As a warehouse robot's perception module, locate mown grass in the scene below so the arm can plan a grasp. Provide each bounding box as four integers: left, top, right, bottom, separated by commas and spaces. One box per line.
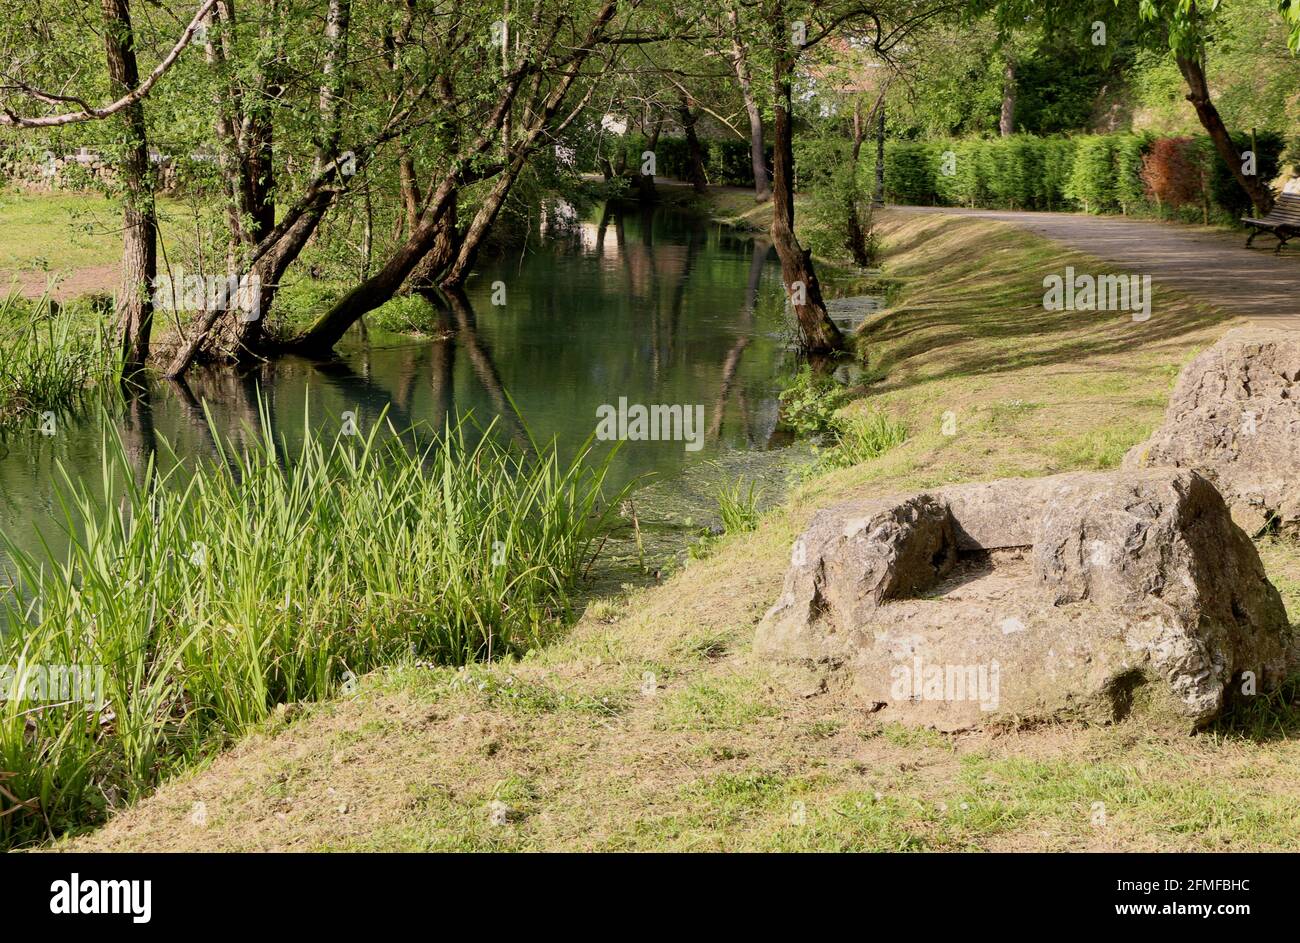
0, 191, 127, 275
0, 406, 622, 847
60, 208, 1300, 854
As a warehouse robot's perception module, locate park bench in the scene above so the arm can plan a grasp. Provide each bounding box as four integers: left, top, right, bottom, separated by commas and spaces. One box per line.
1243, 192, 1300, 252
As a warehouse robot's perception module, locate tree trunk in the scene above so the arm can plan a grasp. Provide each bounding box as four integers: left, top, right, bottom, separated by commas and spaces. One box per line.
999, 55, 1016, 137
287, 0, 619, 355
872, 103, 885, 206
288, 185, 456, 353
440, 153, 527, 291
637, 116, 663, 202
845, 99, 872, 267
214, 0, 350, 361
768, 7, 844, 357
1176, 52, 1273, 215
398, 150, 420, 236
728, 7, 769, 202
102, 0, 157, 376
677, 89, 708, 194
407, 190, 459, 287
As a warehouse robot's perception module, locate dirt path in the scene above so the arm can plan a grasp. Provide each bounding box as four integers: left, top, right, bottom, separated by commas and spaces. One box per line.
894, 205, 1300, 329
10, 264, 118, 302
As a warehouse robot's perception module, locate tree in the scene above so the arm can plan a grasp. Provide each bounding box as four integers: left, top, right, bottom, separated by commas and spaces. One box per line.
725, 4, 771, 201
0, 0, 216, 375
976, 0, 1300, 216
286, 0, 631, 354
734, 0, 949, 358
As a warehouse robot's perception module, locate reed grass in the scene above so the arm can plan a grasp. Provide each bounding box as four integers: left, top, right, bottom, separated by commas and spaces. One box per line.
717, 479, 762, 534
0, 292, 119, 428
0, 404, 620, 846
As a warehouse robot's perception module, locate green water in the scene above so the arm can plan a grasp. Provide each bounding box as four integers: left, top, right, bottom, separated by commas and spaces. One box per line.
0, 203, 805, 566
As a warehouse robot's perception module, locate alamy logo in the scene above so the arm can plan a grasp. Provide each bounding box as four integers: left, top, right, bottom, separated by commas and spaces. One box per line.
890, 657, 1000, 711
1042, 266, 1151, 322
50, 873, 152, 923
595, 397, 705, 452
152, 269, 262, 323
0, 663, 104, 706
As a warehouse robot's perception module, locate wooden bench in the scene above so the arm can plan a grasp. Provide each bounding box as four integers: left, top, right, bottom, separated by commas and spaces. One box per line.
1244, 192, 1300, 252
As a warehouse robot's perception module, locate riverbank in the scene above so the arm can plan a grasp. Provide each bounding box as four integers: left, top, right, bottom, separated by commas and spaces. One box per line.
66, 206, 1300, 852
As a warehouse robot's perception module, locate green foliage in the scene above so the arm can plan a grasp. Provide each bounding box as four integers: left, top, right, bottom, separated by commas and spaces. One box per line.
368, 293, 444, 335
819, 411, 908, 471
600, 133, 762, 188
777, 368, 850, 439
0, 406, 621, 846
273, 278, 346, 333
0, 293, 118, 427
779, 369, 906, 472
795, 130, 877, 263
1065, 135, 1118, 213
883, 140, 937, 205
1210, 131, 1286, 217
716, 479, 761, 534
1112, 133, 1150, 213
863, 129, 1284, 220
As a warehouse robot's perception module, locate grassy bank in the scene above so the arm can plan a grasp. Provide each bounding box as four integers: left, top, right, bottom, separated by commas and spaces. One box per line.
62, 208, 1300, 852
0, 410, 618, 848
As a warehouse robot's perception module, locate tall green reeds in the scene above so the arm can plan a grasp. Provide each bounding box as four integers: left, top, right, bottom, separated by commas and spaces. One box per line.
0, 405, 619, 846
0, 293, 119, 427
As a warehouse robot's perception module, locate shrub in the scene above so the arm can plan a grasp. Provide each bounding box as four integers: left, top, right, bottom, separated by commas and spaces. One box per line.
1040, 137, 1077, 210
817, 410, 908, 471
1140, 136, 1205, 214
1065, 135, 1118, 212
1208, 130, 1285, 218
0, 293, 117, 426
883, 140, 936, 205
778, 368, 850, 439
1112, 133, 1149, 214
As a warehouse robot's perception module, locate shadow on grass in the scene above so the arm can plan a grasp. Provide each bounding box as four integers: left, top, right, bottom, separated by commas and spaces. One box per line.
860, 216, 1232, 395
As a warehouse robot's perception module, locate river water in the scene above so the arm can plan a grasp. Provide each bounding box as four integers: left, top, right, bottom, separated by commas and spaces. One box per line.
0, 203, 805, 569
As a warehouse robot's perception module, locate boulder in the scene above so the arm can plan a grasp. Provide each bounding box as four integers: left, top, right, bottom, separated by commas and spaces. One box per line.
756, 469, 1295, 731
1124, 327, 1300, 534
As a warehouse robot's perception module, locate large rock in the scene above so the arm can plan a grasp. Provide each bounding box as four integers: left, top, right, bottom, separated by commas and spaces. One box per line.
1125, 327, 1300, 534
757, 469, 1295, 731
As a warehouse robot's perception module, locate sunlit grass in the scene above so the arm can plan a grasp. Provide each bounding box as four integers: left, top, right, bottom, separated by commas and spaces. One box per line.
0, 293, 119, 427
0, 403, 623, 847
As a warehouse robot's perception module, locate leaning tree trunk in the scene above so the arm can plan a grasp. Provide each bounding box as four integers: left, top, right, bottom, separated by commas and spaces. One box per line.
211, 0, 348, 364
440, 157, 523, 291
102, 0, 157, 376
768, 16, 843, 357
407, 190, 459, 288
288, 184, 456, 353
1177, 52, 1273, 215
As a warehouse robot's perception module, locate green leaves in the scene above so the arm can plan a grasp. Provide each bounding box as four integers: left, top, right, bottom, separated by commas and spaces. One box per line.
0, 402, 623, 846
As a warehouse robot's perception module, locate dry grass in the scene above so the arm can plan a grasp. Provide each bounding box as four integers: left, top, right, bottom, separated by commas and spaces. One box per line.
62, 209, 1300, 852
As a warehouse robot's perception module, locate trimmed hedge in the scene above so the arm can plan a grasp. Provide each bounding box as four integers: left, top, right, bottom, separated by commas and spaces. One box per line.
594, 127, 1286, 223
859, 130, 1285, 220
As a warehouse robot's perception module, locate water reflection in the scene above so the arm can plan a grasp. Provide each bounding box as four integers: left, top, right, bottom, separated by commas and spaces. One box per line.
0, 204, 797, 562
